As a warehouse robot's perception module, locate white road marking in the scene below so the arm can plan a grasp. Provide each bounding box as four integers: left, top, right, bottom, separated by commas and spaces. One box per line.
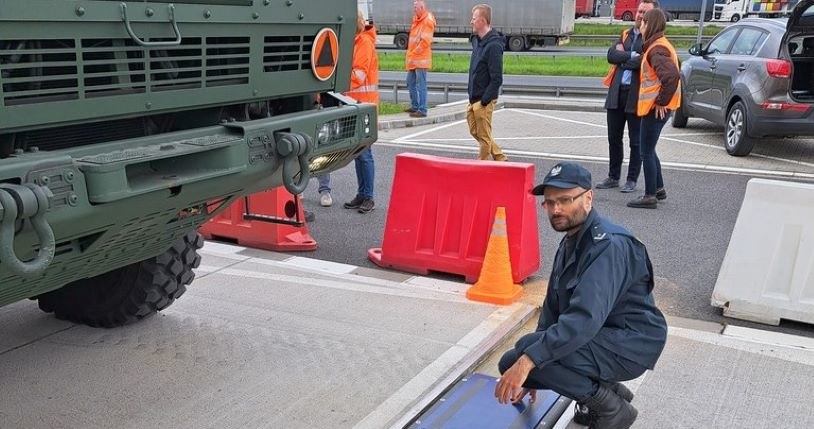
510, 108, 814, 169
408, 132, 720, 142
376, 139, 814, 180
393, 108, 508, 143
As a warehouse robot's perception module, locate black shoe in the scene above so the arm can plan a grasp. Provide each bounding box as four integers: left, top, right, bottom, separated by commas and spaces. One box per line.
404, 107, 417, 113
656, 187, 667, 201
573, 403, 593, 426
583, 385, 638, 429
573, 382, 634, 425
358, 198, 375, 213
343, 195, 365, 209
595, 177, 619, 189
303, 209, 315, 223
620, 180, 637, 193
627, 195, 658, 209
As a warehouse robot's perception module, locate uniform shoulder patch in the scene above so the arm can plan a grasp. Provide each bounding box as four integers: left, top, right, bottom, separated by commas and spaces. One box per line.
591, 225, 609, 242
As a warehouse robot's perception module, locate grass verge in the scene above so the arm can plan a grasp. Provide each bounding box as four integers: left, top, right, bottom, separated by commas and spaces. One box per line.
379, 52, 612, 77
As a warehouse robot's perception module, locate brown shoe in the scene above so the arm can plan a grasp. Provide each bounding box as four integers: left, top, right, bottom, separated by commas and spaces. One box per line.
404, 107, 417, 113
626, 195, 658, 209
493, 155, 508, 161
409, 111, 427, 118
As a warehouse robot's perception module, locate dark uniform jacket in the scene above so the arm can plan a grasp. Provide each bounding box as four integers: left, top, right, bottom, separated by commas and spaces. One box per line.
604, 28, 644, 113
468, 28, 505, 106
522, 209, 668, 370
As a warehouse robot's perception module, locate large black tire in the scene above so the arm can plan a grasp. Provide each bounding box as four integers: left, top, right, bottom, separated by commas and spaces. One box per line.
724, 101, 756, 156
672, 104, 689, 128
37, 231, 204, 327
622, 11, 634, 21
394, 33, 409, 50
508, 35, 526, 52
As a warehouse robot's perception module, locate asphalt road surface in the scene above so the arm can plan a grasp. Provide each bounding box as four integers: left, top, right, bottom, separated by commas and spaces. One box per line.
301, 108, 814, 338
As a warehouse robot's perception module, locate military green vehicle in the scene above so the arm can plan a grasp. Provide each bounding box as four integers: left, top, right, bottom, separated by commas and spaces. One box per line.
0, 0, 377, 327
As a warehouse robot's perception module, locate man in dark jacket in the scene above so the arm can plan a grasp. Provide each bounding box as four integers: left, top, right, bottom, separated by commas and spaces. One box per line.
467, 4, 507, 161
597, 0, 658, 193
495, 162, 668, 429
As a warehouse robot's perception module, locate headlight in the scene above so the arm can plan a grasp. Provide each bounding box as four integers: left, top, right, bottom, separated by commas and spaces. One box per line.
318, 122, 331, 144
317, 120, 341, 144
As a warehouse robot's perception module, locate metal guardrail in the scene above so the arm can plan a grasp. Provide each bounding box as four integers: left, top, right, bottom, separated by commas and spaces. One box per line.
570, 34, 712, 43
378, 78, 607, 104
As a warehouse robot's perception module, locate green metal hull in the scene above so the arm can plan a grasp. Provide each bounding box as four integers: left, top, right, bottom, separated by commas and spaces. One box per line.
0, 0, 377, 307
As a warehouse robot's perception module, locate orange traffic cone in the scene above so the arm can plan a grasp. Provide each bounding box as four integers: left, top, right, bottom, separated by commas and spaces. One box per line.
466, 207, 523, 305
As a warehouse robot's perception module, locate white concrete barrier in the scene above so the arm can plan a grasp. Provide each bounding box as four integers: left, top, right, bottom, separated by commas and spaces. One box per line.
712, 178, 814, 326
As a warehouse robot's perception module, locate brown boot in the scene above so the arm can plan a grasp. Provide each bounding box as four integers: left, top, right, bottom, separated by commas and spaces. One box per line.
626, 195, 657, 209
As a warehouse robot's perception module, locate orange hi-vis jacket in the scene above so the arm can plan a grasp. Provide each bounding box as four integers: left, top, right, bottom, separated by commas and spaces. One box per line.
637, 36, 681, 116
406, 11, 435, 70
603, 29, 631, 87
346, 24, 379, 106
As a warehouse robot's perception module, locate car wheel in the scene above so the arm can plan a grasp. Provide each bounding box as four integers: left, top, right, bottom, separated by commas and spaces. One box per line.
672, 104, 689, 128
730, 14, 741, 23
622, 11, 634, 21
394, 33, 409, 50
724, 101, 756, 156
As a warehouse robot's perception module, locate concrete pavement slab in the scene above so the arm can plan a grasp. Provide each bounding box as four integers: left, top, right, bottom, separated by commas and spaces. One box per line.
0, 243, 536, 429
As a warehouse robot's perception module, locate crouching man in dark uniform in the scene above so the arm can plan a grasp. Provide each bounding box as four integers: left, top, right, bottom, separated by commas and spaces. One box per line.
495, 162, 667, 429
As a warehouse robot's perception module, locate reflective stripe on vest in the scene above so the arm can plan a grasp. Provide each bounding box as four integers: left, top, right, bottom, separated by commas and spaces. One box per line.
637, 37, 681, 116
603, 29, 630, 87
347, 84, 379, 93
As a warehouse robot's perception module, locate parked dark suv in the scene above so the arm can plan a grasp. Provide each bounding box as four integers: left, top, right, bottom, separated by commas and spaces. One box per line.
673, 0, 814, 156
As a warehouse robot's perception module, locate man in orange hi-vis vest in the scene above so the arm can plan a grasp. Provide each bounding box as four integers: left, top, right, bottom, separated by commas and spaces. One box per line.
341, 10, 379, 214
405, 0, 435, 118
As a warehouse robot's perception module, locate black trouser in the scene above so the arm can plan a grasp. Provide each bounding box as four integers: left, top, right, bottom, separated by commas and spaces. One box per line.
606, 87, 642, 182
499, 332, 647, 403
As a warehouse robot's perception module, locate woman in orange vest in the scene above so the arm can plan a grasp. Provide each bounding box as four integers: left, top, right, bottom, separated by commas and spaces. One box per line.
627, 8, 681, 210
342, 10, 379, 214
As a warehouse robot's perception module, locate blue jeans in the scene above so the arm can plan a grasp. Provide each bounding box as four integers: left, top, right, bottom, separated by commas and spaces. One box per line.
406, 69, 428, 115
354, 147, 375, 199
316, 173, 330, 194
639, 111, 670, 196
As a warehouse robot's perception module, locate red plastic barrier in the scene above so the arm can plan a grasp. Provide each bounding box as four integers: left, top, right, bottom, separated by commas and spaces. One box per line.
368, 153, 539, 283
199, 187, 316, 252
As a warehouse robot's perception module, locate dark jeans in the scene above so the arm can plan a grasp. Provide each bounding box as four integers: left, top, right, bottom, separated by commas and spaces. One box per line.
499, 332, 647, 403
639, 110, 670, 196
354, 147, 375, 199
606, 87, 642, 182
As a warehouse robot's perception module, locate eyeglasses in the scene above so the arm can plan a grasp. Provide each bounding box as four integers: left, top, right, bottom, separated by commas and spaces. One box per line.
542, 189, 590, 210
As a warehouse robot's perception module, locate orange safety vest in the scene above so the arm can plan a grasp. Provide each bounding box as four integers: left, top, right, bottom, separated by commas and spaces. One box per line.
405, 11, 435, 70
345, 25, 379, 106
603, 29, 630, 87
637, 36, 681, 116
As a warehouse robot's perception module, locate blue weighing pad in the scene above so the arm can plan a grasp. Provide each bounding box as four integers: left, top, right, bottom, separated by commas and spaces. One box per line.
412, 373, 568, 429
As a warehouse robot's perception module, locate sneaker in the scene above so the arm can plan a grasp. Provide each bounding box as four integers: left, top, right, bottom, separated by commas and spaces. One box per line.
595, 177, 619, 189
656, 187, 667, 201
343, 195, 365, 209
358, 198, 375, 213
627, 195, 658, 209
404, 107, 417, 113
409, 111, 427, 118
620, 180, 637, 193
320, 192, 332, 207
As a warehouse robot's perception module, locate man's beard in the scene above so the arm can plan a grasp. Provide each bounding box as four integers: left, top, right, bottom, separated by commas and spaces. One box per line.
549, 210, 587, 233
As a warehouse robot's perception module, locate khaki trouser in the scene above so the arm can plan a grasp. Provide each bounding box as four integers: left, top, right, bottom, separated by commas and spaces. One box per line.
467, 100, 507, 161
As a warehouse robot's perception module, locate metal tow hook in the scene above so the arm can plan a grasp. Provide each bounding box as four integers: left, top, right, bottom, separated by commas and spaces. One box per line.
0, 183, 56, 277
275, 132, 314, 195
